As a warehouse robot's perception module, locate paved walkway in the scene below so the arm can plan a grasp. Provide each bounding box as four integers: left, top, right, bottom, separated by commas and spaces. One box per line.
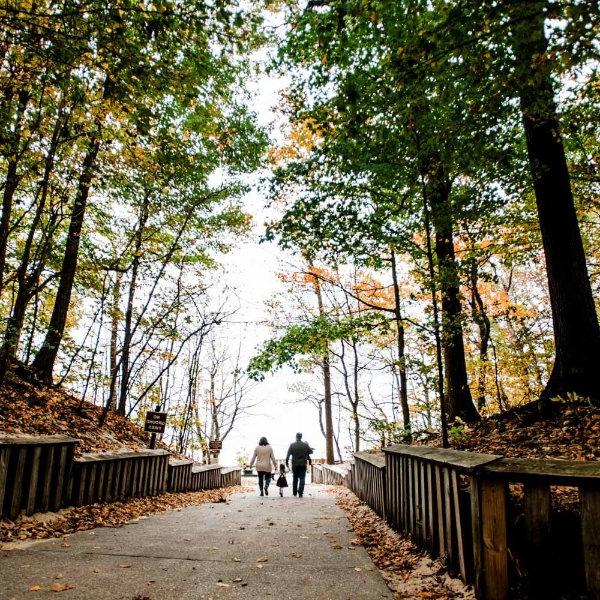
0, 485, 393, 599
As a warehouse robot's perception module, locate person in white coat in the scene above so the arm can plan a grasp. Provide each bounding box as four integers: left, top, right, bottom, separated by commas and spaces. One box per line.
249, 437, 277, 496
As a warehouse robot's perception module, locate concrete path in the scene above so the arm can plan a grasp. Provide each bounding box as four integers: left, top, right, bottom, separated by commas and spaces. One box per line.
0, 485, 393, 600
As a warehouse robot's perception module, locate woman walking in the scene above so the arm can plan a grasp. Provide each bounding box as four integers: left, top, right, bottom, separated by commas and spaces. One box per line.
249, 437, 277, 496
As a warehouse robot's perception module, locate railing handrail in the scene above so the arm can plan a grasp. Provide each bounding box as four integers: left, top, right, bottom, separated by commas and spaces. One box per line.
0, 434, 79, 446
192, 463, 222, 473
384, 444, 502, 472
354, 451, 385, 468
383, 444, 600, 483
75, 449, 169, 462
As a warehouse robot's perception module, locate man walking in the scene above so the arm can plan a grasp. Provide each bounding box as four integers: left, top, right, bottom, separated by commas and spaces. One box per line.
285, 432, 313, 498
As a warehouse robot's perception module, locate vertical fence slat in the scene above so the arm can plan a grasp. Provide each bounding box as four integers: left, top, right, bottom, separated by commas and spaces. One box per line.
481, 478, 508, 600
581, 485, 600, 599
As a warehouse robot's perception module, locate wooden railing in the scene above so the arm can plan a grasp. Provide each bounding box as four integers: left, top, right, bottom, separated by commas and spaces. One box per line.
341, 445, 600, 600
190, 464, 222, 490
0, 435, 78, 518
348, 452, 386, 519
221, 467, 242, 488
70, 449, 169, 506
311, 463, 350, 486
167, 459, 193, 492
1, 434, 242, 520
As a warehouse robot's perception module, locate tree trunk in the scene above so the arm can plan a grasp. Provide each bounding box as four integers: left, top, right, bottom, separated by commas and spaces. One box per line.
0, 90, 30, 295
391, 250, 411, 433
469, 260, 491, 410
511, 1, 600, 405
310, 264, 335, 464
0, 106, 64, 382
424, 155, 480, 423
108, 271, 122, 410
118, 197, 149, 415
30, 137, 100, 382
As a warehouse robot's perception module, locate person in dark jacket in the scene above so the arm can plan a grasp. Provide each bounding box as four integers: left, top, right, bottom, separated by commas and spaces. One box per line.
285, 432, 313, 497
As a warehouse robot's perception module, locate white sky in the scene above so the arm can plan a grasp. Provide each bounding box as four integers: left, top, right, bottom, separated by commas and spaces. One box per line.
208, 60, 329, 465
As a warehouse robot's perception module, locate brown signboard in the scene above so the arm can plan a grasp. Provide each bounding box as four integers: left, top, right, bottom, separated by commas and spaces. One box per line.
208, 439, 222, 450
144, 411, 167, 434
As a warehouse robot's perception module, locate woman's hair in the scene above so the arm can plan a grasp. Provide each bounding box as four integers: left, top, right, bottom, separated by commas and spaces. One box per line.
259, 436, 268, 446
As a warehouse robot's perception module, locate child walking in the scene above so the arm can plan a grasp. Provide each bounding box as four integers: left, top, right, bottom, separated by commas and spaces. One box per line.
276, 463, 288, 497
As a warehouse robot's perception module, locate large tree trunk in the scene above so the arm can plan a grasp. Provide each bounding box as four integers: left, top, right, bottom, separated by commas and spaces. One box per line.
423, 156, 480, 423
511, 1, 600, 405
391, 250, 411, 433
31, 137, 100, 381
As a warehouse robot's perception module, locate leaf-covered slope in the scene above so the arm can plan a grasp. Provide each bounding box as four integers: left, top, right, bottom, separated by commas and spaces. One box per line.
0, 373, 161, 456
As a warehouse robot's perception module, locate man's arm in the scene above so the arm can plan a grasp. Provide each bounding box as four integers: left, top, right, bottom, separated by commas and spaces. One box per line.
285, 444, 292, 468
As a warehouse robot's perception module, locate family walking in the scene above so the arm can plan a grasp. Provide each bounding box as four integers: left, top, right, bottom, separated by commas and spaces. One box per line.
249, 433, 313, 498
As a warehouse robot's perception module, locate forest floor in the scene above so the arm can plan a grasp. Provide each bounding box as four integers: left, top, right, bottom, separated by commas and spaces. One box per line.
418, 399, 600, 462
0, 368, 165, 456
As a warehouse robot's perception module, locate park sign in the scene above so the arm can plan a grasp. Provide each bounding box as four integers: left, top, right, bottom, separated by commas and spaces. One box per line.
209, 439, 222, 450
144, 411, 167, 434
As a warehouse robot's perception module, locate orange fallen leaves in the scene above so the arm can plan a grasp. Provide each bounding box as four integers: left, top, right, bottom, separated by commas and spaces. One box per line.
1, 487, 241, 545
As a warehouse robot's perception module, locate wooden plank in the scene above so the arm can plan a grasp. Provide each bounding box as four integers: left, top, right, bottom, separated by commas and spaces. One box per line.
426, 462, 435, 552
481, 479, 508, 600
0, 434, 78, 446
97, 462, 106, 503
10, 446, 28, 518
443, 467, 455, 570
53, 445, 69, 510
419, 460, 427, 545
581, 485, 600, 599
484, 457, 600, 485
470, 476, 483, 598
354, 452, 386, 468
385, 445, 502, 472
25, 446, 42, 515
105, 460, 115, 502
407, 457, 414, 536
451, 469, 467, 581
0, 446, 10, 516
435, 465, 446, 558
41, 446, 56, 511
524, 482, 551, 595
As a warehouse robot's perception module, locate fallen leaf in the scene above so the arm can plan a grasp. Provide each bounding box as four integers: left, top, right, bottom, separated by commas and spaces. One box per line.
256, 556, 268, 562
51, 582, 74, 592
29, 585, 42, 592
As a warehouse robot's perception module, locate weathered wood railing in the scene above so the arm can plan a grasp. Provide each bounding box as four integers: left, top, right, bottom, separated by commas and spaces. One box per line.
70, 449, 169, 506
1, 434, 241, 521
190, 464, 221, 490
311, 463, 350, 486
348, 452, 386, 519
342, 445, 600, 600
0, 435, 78, 518
221, 467, 242, 488
167, 459, 193, 492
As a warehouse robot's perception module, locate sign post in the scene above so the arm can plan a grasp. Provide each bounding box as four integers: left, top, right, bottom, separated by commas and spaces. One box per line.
144, 406, 167, 449
208, 439, 222, 464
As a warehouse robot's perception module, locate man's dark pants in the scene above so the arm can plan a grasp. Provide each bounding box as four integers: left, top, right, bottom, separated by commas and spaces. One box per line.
292, 465, 307, 496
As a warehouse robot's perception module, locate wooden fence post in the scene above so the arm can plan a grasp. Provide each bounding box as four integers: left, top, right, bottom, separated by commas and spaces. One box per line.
481, 478, 508, 600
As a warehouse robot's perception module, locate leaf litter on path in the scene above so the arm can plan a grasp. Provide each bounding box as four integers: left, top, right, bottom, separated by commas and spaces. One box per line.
333, 488, 474, 600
